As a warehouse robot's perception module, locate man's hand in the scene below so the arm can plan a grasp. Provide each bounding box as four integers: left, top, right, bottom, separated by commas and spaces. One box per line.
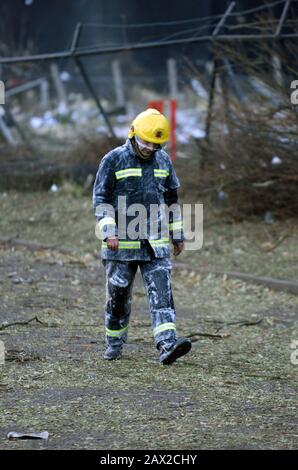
107, 236, 119, 251
173, 241, 184, 256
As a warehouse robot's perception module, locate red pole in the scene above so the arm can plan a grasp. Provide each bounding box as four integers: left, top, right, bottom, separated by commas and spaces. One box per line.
169, 99, 176, 161
148, 100, 176, 161
147, 100, 164, 113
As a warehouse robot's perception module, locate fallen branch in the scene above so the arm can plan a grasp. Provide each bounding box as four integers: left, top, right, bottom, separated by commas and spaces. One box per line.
214, 318, 263, 332
220, 319, 262, 327
0, 316, 49, 331
259, 232, 290, 252
187, 332, 228, 340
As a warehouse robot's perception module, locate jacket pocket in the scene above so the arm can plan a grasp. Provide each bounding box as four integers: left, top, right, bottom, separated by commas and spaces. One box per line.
116, 176, 141, 194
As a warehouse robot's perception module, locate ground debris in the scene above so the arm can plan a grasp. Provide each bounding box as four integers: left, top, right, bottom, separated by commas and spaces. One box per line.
0, 316, 49, 331
7, 431, 49, 440
187, 332, 229, 341
214, 318, 263, 332
5, 349, 42, 363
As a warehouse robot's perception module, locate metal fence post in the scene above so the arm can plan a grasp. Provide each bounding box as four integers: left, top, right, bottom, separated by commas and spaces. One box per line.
71, 23, 116, 138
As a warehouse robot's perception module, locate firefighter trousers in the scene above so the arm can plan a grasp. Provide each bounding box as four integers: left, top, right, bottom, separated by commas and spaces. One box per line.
102, 257, 178, 350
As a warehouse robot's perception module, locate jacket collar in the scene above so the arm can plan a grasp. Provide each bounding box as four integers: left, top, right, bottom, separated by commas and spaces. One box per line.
125, 138, 136, 156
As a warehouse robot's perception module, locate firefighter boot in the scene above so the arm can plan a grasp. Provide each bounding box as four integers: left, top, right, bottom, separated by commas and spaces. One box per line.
159, 337, 192, 365
103, 345, 122, 361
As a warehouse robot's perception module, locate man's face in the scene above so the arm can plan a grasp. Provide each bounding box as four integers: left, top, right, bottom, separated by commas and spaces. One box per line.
135, 135, 159, 159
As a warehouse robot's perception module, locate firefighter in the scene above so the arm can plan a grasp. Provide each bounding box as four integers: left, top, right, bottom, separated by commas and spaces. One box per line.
92, 108, 191, 364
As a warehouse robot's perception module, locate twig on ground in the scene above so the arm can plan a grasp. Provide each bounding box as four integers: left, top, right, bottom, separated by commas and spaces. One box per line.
0, 316, 49, 331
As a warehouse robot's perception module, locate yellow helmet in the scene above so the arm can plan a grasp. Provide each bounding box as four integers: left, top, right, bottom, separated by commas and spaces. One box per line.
128, 108, 170, 145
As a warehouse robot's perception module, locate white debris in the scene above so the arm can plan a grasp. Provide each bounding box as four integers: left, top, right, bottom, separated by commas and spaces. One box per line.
12, 276, 33, 284
192, 128, 206, 139
113, 126, 129, 139
116, 115, 129, 123
271, 155, 282, 165
253, 180, 274, 188
264, 211, 274, 224
218, 190, 228, 201
7, 431, 49, 440
43, 111, 52, 120
57, 102, 68, 116
96, 125, 107, 134
60, 71, 71, 82
43, 111, 57, 127
49, 184, 59, 193
29, 117, 43, 129
30, 111, 58, 130
190, 79, 208, 99
178, 133, 190, 145
176, 109, 206, 143
277, 136, 290, 144
71, 110, 82, 123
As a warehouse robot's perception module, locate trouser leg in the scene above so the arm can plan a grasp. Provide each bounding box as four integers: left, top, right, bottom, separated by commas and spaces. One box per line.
102, 260, 138, 348
140, 257, 178, 350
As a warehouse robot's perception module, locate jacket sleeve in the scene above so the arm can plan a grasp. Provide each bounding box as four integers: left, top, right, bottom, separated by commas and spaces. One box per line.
92, 153, 118, 240
164, 158, 185, 243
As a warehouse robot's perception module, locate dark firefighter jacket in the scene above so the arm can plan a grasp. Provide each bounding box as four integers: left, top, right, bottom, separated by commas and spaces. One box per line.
92, 138, 184, 261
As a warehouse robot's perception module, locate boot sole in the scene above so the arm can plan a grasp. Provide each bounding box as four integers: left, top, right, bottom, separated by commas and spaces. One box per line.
103, 351, 122, 361
103, 355, 122, 361
161, 338, 192, 365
